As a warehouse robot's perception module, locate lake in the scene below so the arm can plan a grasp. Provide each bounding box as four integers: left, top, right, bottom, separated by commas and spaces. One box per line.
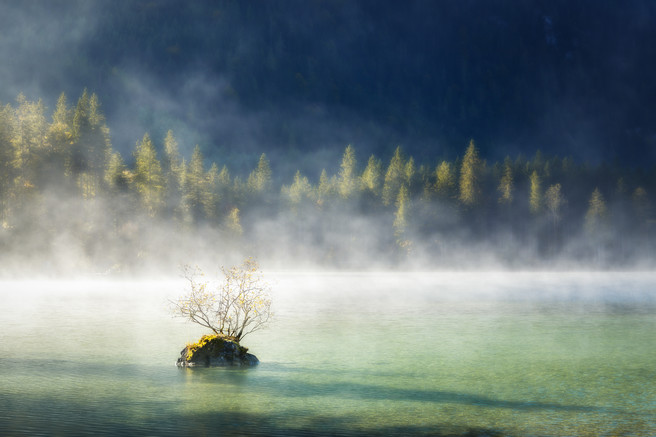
1, 272, 655, 436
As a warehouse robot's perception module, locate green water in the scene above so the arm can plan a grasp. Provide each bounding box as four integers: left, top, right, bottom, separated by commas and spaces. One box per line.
1, 272, 655, 436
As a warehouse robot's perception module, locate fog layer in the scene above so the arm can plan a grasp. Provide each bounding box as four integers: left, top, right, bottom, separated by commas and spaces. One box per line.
0, 93, 654, 277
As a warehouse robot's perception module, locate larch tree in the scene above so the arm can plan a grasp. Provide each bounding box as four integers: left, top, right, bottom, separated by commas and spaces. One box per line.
247, 153, 272, 196
458, 140, 481, 206
283, 170, 312, 206
338, 145, 358, 199
104, 151, 130, 194
435, 161, 455, 199
70, 89, 90, 175
382, 146, 405, 206
232, 176, 246, 207
404, 156, 417, 194
216, 165, 232, 205
585, 188, 607, 236
497, 157, 514, 205
316, 168, 335, 206
226, 206, 243, 236
529, 170, 542, 214
419, 164, 433, 198
203, 163, 220, 219
73, 91, 111, 174
0, 103, 14, 223
360, 155, 382, 197
163, 130, 181, 171
70, 91, 111, 198
133, 133, 164, 216
545, 183, 564, 229
393, 184, 409, 237
47, 93, 74, 177
163, 130, 183, 211
11, 94, 48, 199
183, 145, 206, 221
393, 184, 412, 252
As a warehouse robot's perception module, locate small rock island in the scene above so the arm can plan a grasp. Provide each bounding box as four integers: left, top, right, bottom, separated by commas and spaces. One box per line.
171, 258, 272, 368
176, 334, 259, 367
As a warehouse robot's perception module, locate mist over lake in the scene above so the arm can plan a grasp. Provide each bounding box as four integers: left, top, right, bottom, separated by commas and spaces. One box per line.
2, 273, 655, 436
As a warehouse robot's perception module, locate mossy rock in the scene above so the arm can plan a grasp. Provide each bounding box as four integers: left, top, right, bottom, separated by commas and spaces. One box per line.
176, 334, 259, 367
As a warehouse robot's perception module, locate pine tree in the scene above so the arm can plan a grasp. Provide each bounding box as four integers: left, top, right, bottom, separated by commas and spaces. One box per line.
133, 133, 164, 216
529, 170, 542, 214
458, 140, 481, 206
382, 146, 405, 206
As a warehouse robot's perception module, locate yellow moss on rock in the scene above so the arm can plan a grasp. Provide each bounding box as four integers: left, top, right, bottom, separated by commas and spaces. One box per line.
185, 334, 225, 361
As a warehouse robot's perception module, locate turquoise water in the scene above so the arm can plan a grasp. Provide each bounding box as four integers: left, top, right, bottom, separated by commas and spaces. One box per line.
1, 272, 655, 436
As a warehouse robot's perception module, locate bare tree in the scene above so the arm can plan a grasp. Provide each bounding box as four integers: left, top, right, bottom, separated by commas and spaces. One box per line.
171, 258, 272, 342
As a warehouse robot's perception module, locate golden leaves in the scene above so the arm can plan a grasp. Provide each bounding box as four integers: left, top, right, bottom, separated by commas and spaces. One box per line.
172, 257, 272, 341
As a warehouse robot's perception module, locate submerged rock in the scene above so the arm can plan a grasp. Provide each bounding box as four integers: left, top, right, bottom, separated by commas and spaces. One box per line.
176, 334, 259, 367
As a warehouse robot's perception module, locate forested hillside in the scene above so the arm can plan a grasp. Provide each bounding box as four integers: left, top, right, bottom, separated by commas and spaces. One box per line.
1, 92, 654, 275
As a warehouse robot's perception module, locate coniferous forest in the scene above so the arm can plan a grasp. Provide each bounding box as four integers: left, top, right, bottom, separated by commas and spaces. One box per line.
1, 90, 654, 275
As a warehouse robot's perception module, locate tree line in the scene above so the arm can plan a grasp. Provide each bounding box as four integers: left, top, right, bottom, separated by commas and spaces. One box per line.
0, 91, 654, 272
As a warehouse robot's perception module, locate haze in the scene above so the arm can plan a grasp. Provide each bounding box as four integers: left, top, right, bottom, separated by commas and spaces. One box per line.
1, 0, 655, 277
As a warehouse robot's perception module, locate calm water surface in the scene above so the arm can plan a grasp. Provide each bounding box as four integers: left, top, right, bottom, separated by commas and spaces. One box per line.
1, 272, 655, 436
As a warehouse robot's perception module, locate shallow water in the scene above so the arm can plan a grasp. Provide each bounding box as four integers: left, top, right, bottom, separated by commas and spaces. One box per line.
1, 272, 655, 436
